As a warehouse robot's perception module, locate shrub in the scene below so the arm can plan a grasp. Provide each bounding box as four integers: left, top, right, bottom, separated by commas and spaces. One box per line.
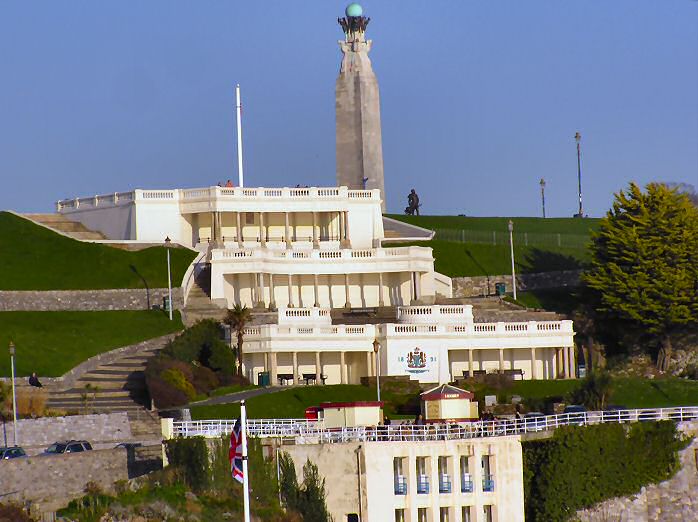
523, 422, 689, 521
190, 364, 219, 395
164, 436, 210, 493
161, 368, 196, 401
164, 319, 230, 370
16, 387, 46, 417
0, 503, 35, 521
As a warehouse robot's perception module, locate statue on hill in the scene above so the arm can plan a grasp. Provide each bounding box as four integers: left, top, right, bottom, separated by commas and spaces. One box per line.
405, 189, 421, 216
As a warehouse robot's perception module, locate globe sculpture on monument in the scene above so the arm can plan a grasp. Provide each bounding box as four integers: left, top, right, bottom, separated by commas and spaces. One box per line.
336, 3, 387, 211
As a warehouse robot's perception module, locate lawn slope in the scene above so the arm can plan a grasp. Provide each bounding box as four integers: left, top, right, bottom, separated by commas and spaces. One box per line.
0, 310, 183, 376
0, 212, 197, 290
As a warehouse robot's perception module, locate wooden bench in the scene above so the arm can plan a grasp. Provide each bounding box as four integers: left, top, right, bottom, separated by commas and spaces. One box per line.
277, 373, 294, 385
302, 373, 327, 385
503, 369, 525, 380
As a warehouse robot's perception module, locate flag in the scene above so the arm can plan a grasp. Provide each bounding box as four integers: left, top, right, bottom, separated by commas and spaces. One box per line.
229, 419, 244, 484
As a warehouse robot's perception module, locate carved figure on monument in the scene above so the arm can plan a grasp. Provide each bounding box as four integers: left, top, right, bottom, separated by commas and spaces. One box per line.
406, 189, 421, 216
336, 3, 386, 211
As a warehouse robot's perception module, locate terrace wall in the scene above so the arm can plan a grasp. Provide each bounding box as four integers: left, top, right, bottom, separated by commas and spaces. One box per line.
0, 287, 182, 311
452, 269, 581, 297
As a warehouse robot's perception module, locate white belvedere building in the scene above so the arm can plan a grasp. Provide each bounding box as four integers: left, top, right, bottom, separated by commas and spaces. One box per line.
242, 305, 576, 386
56, 186, 447, 309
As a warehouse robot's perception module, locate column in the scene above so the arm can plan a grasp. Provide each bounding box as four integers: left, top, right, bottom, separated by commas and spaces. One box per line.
269, 352, 278, 386
313, 274, 320, 307
553, 348, 559, 379
211, 212, 216, 242
378, 272, 385, 307
344, 274, 351, 308
259, 212, 266, 247
409, 272, 416, 304
499, 348, 504, 372
568, 347, 576, 378
312, 212, 319, 248
292, 352, 299, 384
531, 347, 537, 380
343, 211, 351, 247
340, 351, 346, 384
269, 274, 276, 310
257, 273, 265, 308
236, 212, 243, 247
340, 211, 350, 248
315, 352, 322, 384
287, 274, 294, 307
414, 272, 421, 301
284, 212, 291, 249
366, 352, 373, 377
468, 349, 474, 378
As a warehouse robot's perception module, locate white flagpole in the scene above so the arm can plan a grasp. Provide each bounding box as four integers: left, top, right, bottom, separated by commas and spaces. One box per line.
235, 84, 245, 188
241, 399, 251, 522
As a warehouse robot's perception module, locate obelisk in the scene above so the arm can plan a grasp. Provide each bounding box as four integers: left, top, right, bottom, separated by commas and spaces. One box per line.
336, 3, 386, 211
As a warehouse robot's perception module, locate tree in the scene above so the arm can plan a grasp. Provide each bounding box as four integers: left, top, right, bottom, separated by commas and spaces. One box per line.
224, 304, 252, 377
567, 370, 613, 410
582, 182, 698, 370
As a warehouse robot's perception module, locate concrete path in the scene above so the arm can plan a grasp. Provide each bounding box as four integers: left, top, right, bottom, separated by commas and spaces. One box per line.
189, 385, 287, 407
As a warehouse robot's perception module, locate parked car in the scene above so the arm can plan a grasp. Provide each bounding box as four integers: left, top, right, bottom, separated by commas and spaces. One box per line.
522, 412, 547, 432
0, 446, 27, 459
43, 440, 93, 455
563, 405, 587, 425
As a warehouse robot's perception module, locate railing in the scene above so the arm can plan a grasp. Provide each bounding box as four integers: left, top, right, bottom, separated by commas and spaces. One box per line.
397, 305, 473, 324
434, 227, 590, 249
394, 476, 408, 495
171, 406, 698, 442
241, 323, 376, 340
416, 475, 430, 494
461, 477, 474, 493
482, 476, 495, 492
216, 246, 433, 262
382, 320, 574, 337
439, 475, 452, 493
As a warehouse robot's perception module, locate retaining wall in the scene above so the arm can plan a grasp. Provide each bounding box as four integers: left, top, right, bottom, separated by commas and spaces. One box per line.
452, 269, 582, 297
0, 287, 183, 311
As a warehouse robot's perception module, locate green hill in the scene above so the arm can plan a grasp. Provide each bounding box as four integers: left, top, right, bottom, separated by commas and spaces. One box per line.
0, 212, 197, 290
387, 215, 600, 234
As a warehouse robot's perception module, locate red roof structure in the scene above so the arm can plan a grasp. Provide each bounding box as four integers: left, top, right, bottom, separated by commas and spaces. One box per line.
420, 384, 474, 402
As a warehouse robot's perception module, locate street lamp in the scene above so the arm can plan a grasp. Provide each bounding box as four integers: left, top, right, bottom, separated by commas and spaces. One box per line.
165, 236, 173, 321
508, 220, 517, 300
539, 178, 546, 218
372, 339, 381, 403
574, 132, 583, 218
8, 342, 18, 446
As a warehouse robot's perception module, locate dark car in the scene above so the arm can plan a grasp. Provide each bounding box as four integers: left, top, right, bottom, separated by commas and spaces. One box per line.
43, 440, 93, 455
563, 405, 587, 425
522, 412, 547, 432
0, 446, 27, 459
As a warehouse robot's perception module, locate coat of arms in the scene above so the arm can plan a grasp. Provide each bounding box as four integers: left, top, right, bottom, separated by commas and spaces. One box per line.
406, 347, 428, 374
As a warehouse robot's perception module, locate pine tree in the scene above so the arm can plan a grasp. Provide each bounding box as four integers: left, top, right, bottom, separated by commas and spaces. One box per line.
582, 182, 698, 369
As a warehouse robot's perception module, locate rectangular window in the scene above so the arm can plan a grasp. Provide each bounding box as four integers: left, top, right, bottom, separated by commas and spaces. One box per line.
418, 507, 428, 522
460, 456, 472, 493
416, 457, 430, 494
394, 508, 405, 522
438, 456, 451, 493
483, 505, 494, 522
394, 457, 407, 495
482, 455, 494, 492
462, 506, 472, 522
439, 507, 451, 522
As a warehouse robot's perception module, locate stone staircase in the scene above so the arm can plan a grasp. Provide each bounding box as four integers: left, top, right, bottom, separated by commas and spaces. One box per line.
47, 344, 164, 413
437, 295, 563, 322
182, 264, 228, 326
23, 213, 106, 241
331, 306, 398, 325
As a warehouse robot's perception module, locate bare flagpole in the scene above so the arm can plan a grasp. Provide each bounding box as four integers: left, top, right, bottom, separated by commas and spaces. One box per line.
236, 84, 245, 188
241, 399, 251, 522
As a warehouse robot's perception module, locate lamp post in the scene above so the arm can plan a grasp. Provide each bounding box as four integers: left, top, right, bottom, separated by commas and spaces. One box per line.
508, 220, 517, 300
575, 132, 583, 218
372, 339, 381, 403
539, 178, 546, 218
8, 342, 18, 446
165, 236, 173, 321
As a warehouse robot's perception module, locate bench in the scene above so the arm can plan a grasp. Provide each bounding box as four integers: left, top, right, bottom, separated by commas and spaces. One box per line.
277, 373, 294, 385
302, 373, 327, 385
503, 369, 525, 380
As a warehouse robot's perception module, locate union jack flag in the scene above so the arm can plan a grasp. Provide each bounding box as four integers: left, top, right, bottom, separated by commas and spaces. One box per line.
229, 419, 244, 484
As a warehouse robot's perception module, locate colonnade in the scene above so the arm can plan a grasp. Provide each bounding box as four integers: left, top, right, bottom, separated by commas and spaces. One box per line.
456, 346, 577, 380
256, 350, 376, 386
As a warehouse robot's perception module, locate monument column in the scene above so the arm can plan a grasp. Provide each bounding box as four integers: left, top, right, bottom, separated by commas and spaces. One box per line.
336, 4, 386, 211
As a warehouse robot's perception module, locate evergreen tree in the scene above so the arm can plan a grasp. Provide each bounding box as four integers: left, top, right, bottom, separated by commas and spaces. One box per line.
582, 182, 698, 369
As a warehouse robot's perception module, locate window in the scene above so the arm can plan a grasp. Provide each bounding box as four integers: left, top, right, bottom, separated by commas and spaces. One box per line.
394, 509, 405, 522
483, 505, 494, 522
462, 506, 472, 522
67, 443, 84, 453
347, 515, 359, 522
438, 456, 451, 493
460, 456, 473, 493
482, 455, 494, 492
439, 507, 451, 522
416, 457, 430, 494
417, 507, 428, 522
394, 457, 407, 495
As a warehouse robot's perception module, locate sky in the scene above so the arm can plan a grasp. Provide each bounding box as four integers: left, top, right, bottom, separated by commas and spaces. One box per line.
1, 1, 696, 217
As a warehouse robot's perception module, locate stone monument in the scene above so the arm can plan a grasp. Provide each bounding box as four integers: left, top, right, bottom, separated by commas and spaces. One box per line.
336, 3, 386, 211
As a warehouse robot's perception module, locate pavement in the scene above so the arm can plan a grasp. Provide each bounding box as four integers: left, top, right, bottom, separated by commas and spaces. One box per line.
188, 385, 287, 407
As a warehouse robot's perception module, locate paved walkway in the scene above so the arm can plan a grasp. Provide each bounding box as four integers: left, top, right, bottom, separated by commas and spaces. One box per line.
189, 385, 287, 407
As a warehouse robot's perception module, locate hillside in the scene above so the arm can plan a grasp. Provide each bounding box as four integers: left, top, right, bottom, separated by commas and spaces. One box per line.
387, 215, 600, 235
0, 212, 197, 290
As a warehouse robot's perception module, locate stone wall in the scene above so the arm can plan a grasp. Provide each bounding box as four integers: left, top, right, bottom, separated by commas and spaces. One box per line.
0, 412, 132, 451
0, 287, 183, 311
575, 421, 698, 522
452, 269, 582, 297
0, 448, 128, 513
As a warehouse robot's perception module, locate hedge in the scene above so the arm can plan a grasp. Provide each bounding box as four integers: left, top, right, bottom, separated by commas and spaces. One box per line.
523, 421, 690, 521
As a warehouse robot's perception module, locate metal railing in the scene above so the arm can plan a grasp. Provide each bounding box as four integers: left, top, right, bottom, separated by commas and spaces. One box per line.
461, 478, 474, 493
416, 475, 430, 494
434, 228, 591, 249
439, 475, 452, 493
394, 476, 408, 495
483, 475, 495, 492
172, 406, 698, 443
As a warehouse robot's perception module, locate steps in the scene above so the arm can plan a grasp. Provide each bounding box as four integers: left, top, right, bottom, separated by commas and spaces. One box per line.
331, 306, 397, 325
437, 296, 563, 322
23, 213, 107, 241
47, 346, 162, 413
182, 264, 228, 325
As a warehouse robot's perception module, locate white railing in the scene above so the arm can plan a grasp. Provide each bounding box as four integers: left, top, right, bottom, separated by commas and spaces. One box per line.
171, 407, 698, 442
397, 305, 473, 324
242, 323, 375, 339
278, 307, 332, 325
214, 246, 434, 263
380, 320, 574, 337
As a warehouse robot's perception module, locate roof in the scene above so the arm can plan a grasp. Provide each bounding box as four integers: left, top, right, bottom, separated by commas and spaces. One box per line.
421, 384, 474, 401
319, 401, 384, 409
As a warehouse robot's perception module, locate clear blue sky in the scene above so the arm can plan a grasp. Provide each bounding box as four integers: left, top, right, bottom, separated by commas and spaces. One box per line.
1, 1, 696, 217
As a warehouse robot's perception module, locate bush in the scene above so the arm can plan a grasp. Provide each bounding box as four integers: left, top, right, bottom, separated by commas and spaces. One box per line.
161, 368, 196, 401
523, 422, 689, 521
164, 320, 232, 374
190, 364, 220, 394
164, 436, 210, 493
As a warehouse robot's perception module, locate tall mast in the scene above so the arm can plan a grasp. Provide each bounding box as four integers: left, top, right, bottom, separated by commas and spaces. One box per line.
236, 84, 245, 188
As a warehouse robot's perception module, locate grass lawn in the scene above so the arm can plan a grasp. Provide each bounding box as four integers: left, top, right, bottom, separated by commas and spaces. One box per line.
392, 240, 588, 277
387, 215, 600, 235
191, 378, 698, 420
208, 384, 258, 397
0, 310, 183, 377
505, 288, 582, 315
0, 212, 197, 290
